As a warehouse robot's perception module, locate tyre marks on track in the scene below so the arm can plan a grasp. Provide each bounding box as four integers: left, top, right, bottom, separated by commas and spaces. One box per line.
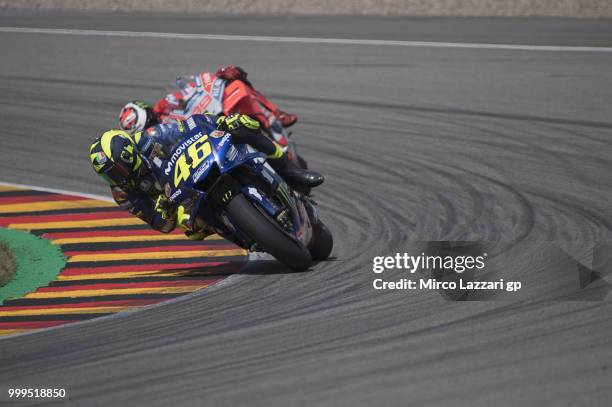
0, 184, 246, 336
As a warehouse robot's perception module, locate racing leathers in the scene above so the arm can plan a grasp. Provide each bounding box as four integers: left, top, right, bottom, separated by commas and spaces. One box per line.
111, 113, 322, 239
152, 66, 298, 130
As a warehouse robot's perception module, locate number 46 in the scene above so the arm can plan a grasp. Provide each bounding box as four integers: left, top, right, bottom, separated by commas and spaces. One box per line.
174, 136, 212, 186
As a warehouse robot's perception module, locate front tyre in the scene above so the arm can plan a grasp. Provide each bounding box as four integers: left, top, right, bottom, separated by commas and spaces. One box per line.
226, 194, 312, 272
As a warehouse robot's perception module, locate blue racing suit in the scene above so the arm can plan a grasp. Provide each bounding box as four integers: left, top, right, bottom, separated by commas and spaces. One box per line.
110, 113, 282, 234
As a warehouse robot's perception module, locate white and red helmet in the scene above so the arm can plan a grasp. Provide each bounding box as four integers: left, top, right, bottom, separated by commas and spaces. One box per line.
119, 101, 153, 132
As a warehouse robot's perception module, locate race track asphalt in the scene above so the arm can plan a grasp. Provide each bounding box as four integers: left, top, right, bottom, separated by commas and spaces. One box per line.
0, 13, 611, 406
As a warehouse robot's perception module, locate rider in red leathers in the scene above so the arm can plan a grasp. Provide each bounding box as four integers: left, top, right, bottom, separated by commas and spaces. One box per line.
119, 65, 298, 133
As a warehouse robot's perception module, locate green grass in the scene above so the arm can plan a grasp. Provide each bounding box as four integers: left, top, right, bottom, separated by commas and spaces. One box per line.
0, 228, 66, 305
0, 241, 16, 288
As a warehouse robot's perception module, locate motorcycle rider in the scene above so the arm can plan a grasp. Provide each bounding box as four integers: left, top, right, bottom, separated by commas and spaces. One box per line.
89, 113, 322, 240
119, 65, 298, 133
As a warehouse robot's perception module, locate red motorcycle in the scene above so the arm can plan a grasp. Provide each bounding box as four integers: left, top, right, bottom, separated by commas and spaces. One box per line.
161, 72, 307, 168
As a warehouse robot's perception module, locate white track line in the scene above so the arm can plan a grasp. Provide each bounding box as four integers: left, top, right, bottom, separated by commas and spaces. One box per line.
0, 181, 112, 202
1, 26, 612, 53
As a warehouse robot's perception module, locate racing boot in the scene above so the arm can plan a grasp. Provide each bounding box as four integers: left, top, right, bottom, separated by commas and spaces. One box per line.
278, 111, 298, 128
269, 153, 323, 189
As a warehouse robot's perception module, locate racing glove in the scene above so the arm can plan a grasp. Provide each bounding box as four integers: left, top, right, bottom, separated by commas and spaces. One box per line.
217, 113, 285, 162
216, 114, 322, 188
177, 205, 214, 241
216, 113, 260, 132
154, 195, 172, 219
145, 195, 176, 233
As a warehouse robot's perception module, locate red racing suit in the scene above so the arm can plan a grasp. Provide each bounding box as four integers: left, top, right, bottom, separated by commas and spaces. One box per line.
152, 66, 284, 131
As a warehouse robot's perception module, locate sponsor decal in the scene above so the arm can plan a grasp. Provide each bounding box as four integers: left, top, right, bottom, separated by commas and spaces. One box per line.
248, 187, 263, 201
166, 94, 179, 105
139, 136, 152, 153
153, 156, 163, 169
211, 80, 223, 99
97, 152, 107, 164
192, 160, 211, 182
217, 134, 230, 150
181, 86, 196, 101
186, 117, 197, 130
193, 95, 212, 114
164, 182, 172, 198
261, 163, 275, 184
202, 72, 212, 85
210, 130, 225, 139
164, 132, 203, 176
169, 188, 182, 202
222, 190, 233, 204
226, 145, 238, 161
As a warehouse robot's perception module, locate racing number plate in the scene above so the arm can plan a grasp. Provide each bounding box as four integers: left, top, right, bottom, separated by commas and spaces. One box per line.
171, 135, 212, 187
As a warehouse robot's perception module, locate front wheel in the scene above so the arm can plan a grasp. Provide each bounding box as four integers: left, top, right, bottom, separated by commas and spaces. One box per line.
226, 194, 312, 272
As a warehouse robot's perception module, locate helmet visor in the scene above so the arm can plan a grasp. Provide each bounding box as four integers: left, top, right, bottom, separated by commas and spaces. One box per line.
120, 108, 137, 131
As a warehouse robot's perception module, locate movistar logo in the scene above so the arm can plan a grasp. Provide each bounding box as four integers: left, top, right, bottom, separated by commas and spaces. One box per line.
164, 132, 203, 175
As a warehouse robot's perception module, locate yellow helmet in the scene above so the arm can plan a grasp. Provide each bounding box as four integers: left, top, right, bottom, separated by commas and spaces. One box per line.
89, 130, 143, 187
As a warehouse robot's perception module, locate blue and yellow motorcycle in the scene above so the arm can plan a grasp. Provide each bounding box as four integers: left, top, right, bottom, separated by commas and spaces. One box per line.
160, 116, 333, 272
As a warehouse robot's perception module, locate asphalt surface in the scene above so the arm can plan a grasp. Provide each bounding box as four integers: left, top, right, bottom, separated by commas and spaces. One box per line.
3, 11, 612, 46
1, 13, 612, 406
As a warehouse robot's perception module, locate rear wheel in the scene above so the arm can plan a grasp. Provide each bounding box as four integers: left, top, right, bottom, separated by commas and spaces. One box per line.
226, 194, 312, 272
309, 220, 333, 261
296, 154, 308, 170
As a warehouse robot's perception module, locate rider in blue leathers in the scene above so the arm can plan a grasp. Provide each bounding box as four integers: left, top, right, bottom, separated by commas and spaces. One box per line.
89, 113, 323, 239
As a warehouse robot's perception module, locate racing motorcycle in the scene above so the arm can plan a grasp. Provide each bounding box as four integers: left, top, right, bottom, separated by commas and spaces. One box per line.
162, 72, 307, 168
160, 115, 333, 272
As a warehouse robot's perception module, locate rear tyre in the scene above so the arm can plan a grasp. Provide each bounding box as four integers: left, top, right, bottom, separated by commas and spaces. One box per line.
226, 194, 312, 272
309, 220, 333, 261
296, 154, 309, 170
